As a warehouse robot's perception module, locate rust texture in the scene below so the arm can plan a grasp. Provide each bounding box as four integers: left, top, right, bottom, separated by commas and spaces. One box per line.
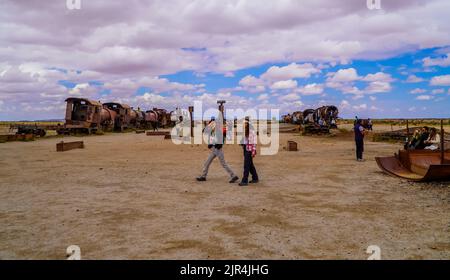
56, 141, 84, 152
146, 131, 170, 136
287, 141, 298, 151
376, 150, 450, 182
60, 98, 176, 134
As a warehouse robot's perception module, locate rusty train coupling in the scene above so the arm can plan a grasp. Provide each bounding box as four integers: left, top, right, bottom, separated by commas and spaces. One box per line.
58, 97, 176, 134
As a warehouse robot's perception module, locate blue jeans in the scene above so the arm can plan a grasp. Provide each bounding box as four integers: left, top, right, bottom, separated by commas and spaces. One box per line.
355, 138, 364, 160
242, 147, 258, 183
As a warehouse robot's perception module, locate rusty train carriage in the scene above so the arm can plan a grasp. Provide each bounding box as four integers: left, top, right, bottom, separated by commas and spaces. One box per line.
103, 102, 133, 131
63, 98, 103, 134
61, 98, 174, 134
130, 109, 146, 129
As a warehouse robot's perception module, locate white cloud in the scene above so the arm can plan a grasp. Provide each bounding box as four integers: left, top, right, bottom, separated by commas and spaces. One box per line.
237, 75, 266, 93
270, 79, 298, 90
69, 83, 95, 97
430, 74, 450, 86
423, 53, 450, 67
352, 104, 367, 111
342, 86, 364, 96
297, 83, 324, 95
326, 68, 393, 96
416, 95, 434, 100
104, 76, 204, 98
340, 100, 350, 109
363, 72, 394, 83
3, 0, 450, 119
327, 68, 359, 83
3, 0, 450, 78
292, 100, 304, 107
432, 88, 445, 94
405, 74, 425, 83
260, 63, 320, 81
239, 75, 264, 87
257, 93, 269, 101
365, 81, 391, 93
278, 93, 300, 102
410, 88, 427, 94
138, 92, 166, 103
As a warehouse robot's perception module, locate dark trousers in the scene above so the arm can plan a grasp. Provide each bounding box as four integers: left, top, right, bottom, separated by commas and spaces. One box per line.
355, 138, 364, 160
242, 148, 258, 183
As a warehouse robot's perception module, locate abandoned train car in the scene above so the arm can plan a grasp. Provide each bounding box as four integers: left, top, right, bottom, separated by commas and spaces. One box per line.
60, 98, 117, 134
103, 102, 133, 131
61, 98, 103, 134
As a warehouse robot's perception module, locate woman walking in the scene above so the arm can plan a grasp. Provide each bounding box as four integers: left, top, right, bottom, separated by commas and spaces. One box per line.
239, 120, 259, 186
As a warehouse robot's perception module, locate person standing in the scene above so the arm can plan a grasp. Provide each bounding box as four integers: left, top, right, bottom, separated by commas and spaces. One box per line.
318, 118, 325, 127
354, 119, 366, 161
367, 118, 373, 131
239, 120, 259, 186
196, 117, 239, 183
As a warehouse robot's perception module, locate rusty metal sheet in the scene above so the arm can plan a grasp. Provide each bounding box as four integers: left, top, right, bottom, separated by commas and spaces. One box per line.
376, 150, 450, 181
65, 97, 102, 107
375, 156, 424, 181
146, 131, 169, 136
287, 141, 298, 151
56, 141, 84, 152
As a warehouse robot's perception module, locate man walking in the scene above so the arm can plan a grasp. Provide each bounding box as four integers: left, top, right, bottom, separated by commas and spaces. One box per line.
196, 117, 239, 183
354, 119, 366, 161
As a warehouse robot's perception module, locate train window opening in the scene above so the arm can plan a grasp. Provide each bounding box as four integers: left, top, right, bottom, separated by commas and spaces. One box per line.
72, 102, 89, 121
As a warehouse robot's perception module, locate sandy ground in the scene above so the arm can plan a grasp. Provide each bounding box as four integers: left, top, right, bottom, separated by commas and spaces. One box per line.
0, 128, 449, 260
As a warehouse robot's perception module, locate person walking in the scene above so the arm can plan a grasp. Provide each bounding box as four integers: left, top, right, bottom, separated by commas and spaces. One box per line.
354, 119, 366, 162
196, 117, 239, 183
239, 120, 259, 186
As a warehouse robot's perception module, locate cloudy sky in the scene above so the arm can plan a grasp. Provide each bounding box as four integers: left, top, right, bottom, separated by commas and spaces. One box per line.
1, 0, 450, 120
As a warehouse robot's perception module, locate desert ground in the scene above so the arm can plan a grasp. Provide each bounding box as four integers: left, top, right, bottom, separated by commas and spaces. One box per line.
0, 126, 449, 259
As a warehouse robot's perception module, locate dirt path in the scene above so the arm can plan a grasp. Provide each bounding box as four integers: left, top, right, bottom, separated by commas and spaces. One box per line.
0, 131, 449, 259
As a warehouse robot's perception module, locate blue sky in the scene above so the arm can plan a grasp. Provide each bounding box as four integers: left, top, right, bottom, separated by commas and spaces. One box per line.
1, 0, 450, 120
141, 47, 450, 119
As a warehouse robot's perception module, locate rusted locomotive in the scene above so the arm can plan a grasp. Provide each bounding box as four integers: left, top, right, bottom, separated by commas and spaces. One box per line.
103, 102, 133, 131
61, 98, 105, 134
60, 98, 174, 134
281, 106, 339, 135
130, 108, 146, 129
283, 106, 338, 127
